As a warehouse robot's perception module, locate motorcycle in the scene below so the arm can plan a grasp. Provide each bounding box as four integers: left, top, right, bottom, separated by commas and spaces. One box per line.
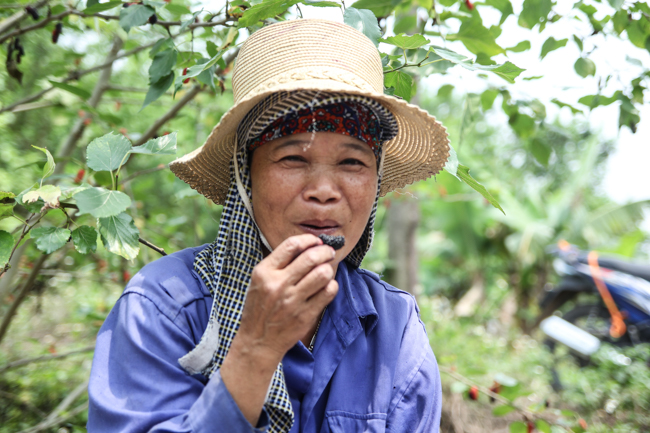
536, 242, 650, 388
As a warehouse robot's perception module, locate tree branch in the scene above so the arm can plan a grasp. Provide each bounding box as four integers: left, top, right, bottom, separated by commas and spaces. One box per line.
132, 48, 240, 147
0, 8, 71, 45
138, 238, 167, 256
0, 253, 48, 345
52, 35, 123, 175
0, 0, 49, 36
17, 379, 90, 433
438, 365, 534, 418
0, 345, 95, 374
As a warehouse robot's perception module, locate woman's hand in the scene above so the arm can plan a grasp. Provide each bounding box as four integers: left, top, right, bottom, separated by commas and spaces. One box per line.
220, 234, 338, 426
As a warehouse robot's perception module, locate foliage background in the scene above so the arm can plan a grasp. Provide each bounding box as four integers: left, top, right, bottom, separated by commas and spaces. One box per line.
1, 0, 649, 431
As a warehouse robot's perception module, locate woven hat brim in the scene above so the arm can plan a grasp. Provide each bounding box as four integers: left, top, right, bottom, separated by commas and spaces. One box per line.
170, 79, 450, 205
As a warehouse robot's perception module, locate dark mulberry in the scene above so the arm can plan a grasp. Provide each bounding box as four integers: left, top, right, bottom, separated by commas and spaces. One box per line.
318, 234, 345, 251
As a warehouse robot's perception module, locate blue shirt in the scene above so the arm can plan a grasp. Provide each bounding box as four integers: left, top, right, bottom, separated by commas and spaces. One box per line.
87, 245, 442, 432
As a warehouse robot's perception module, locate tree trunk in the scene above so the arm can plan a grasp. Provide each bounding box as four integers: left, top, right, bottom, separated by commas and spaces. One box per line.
384, 200, 420, 297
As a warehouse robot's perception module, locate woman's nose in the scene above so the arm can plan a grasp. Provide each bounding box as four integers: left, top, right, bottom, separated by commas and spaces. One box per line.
303, 170, 341, 204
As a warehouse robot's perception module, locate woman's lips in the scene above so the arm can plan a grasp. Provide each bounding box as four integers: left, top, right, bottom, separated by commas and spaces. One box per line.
298, 220, 340, 236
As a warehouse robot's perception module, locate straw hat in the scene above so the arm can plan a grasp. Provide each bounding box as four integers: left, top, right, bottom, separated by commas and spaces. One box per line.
170, 19, 450, 204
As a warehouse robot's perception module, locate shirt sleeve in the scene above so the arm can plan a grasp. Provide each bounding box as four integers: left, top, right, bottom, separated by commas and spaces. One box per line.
87, 291, 270, 433
385, 298, 442, 433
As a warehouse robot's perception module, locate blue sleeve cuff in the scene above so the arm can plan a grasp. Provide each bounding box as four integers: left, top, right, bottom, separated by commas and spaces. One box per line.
188, 370, 270, 433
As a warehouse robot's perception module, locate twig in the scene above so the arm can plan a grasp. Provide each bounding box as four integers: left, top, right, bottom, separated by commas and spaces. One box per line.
52, 36, 123, 174
0, 0, 49, 36
120, 164, 168, 184
19, 402, 88, 433
438, 365, 534, 418
18, 379, 89, 433
0, 9, 72, 44
0, 346, 95, 374
139, 238, 167, 256
0, 390, 47, 417
0, 254, 49, 345
0, 20, 230, 114
1, 211, 46, 279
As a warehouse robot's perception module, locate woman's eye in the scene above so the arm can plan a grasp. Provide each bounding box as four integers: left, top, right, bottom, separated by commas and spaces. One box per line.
280, 155, 307, 163
341, 158, 366, 166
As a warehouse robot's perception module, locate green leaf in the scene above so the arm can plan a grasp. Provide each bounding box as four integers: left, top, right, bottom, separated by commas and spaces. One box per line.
572, 35, 583, 52
612, 9, 628, 34
492, 405, 515, 416
530, 138, 551, 166
48, 80, 91, 100
0, 230, 13, 267
627, 19, 650, 48
71, 225, 98, 254
480, 89, 499, 111
149, 49, 178, 85
31, 227, 71, 254
509, 112, 536, 138
509, 421, 527, 433
380, 33, 429, 50
87, 132, 133, 172
141, 72, 174, 111
143, 0, 166, 9
540, 37, 567, 59
457, 164, 504, 214
484, 0, 513, 25
505, 40, 530, 52
0, 192, 16, 220
453, 14, 504, 57
428, 47, 524, 83
84, 0, 122, 14
551, 98, 582, 114
75, 187, 132, 218
619, 94, 641, 133
518, 0, 552, 29
60, 185, 90, 200
131, 132, 177, 155
185, 50, 226, 78
164, 3, 192, 16
393, 15, 417, 34
149, 38, 174, 58
384, 71, 414, 101
32, 146, 55, 184
238, 0, 300, 27
206, 40, 219, 58
22, 185, 61, 207
98, 213, 140, 260
343, 7, 382, 46
536, 419, 552, 433
119, 4, 156, 32
302, 0, 341, 7
443, 143, 459, 177
179, 11, 201, 32
574, 57, 596, 77
578, 91, 621, 108
192, 57, 217, 91
350, 0, 400, 17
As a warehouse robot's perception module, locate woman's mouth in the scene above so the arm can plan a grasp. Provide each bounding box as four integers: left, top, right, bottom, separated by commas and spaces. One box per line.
298, 220, 340, 236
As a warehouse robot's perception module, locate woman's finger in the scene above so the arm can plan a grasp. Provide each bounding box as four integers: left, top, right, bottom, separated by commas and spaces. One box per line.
283, 245, 335, 287
305, 279, 339, 312
264, 234, 322, 269
290, 262, 335, 300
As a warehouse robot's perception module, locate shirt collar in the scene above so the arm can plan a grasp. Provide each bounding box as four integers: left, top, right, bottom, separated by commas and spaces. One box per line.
328, 261, 379, 345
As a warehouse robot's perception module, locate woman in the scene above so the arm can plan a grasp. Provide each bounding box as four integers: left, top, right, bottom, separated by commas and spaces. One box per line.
88, 19, 449, 433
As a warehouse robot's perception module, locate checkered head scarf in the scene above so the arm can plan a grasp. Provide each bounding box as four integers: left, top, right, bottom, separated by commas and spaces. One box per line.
179, 91, 398, 433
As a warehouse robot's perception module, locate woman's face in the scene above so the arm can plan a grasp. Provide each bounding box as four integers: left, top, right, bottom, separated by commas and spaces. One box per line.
250, 132, 378, 268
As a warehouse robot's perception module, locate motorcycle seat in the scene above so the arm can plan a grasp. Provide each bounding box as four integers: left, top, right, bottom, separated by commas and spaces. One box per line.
578, 255, 650, 282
